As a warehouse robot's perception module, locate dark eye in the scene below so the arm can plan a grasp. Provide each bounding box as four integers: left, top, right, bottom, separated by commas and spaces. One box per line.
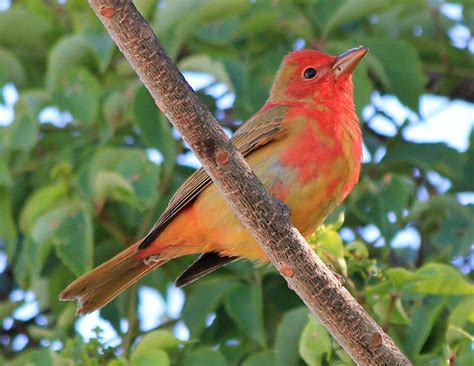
303, 67, 317, 79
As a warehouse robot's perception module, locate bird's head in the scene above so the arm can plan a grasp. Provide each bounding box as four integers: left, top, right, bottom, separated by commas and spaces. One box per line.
268, 47, 368, 106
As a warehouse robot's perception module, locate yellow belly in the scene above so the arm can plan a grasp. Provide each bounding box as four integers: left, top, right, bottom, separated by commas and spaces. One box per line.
170, 142, 348, 261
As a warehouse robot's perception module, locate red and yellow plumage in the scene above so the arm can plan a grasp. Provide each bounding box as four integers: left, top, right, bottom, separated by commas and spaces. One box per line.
60, 47, 367, 314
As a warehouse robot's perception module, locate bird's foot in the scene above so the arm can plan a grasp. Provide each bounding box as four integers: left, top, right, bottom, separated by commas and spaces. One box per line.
276, 199, 292, 218
143, 254, 161, 266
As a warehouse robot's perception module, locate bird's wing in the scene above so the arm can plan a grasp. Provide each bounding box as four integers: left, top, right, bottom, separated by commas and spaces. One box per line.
138, 104, 289, 250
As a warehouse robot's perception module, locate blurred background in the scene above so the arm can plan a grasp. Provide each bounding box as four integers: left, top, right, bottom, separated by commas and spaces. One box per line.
0, 0, 473, 365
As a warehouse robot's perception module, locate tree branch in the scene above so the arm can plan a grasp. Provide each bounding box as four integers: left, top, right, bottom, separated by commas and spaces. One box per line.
88, 1, 411, 364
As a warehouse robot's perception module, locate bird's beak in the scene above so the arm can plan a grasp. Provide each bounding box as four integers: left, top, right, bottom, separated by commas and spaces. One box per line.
332, 46, 368, 79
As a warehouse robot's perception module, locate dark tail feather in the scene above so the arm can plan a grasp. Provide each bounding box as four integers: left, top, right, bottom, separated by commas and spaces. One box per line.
175, 252, 238, 288
59, 242, 167, 315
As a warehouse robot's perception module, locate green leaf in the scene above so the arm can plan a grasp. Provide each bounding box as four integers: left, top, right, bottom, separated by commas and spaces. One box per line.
242, 351, 277, 366
182, 347, 228, 366
20, 182, 68, 233
93, 171, 136, 207
13, 236, 39, 288
195, 17, 240, 45
322, 0, 392, 36
133, 330, 181, 355
52, 200, 94, 276
224, 283, 266, 346
364, 39, 424, 111
46, 34, 95, 91
53, 67, 101, 125
364, 52, 391, 90
0, 188, 17, 261
453, 128, 474, 192
25, 0, 57, 18
45, 264, 75, 315
275, 307, 308, 366
28, 325, 57, 341
130, 349, 170, 366
0, 127, 8, 154
373, 296, 411, 326
182, 277, 239, 336
134, 86, 177, 179
407, 195, 473, 259
0, 156, 12, 187
81, 31, 115, 73
5, 348, 74, 366
449, 297, 474, 329
309, 226, 347, 276
401, 296, 446, 359
299, 316, 332, 366
84, 147, 160, 209
0, 8, 51, 57
456, 349, 474, 366
9, 90, 47, 152
103, 90, 128, 127
412, 353, 445, 366
9, 113, 38, 152
134, 0, 158, 18
156, 0, 251, 58
0, 47, 27, 86
0, 300, 22, 321
351, 175, 415, 240
382, 141, 464, 182
344, 241, 369, 259
178, 54, 234, 93
108, 360, 128, 366
25, 198, 93, 276
388, 264, 474, 296
154, 0, 250, 39
57, 304, 77, 330
352, 61, 372, 117
334, 349, 354, 365
223, 58, 253, 115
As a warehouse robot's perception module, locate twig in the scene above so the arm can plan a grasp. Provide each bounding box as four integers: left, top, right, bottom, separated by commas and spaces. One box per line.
430, 5, 450, 74
122, 285, 138, 357
88, 1, 411, 364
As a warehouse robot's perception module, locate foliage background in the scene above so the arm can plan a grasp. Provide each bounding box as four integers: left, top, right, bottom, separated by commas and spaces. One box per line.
0, 0, 473, 365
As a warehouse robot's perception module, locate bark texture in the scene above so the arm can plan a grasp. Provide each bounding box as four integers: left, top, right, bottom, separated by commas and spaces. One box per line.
88, 1, 411, 365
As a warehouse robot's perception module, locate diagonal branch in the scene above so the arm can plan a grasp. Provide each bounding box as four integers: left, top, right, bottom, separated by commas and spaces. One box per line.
88, 1, 411, 364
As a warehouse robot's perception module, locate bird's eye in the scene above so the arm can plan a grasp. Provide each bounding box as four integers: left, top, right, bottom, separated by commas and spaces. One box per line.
303, 67, 317, 79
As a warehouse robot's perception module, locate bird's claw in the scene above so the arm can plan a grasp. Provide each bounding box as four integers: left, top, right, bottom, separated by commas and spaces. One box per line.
143, 254, 161, 266
276, 200, 292, 218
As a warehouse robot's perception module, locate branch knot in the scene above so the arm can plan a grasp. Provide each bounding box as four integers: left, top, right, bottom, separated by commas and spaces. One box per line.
216, 149, 231, 166
99, 5, 115, 17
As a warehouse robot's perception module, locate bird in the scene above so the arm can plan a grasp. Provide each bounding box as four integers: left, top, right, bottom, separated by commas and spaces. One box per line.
60, 46, 367, 315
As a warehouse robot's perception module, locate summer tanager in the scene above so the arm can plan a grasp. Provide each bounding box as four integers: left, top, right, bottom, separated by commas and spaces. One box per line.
60, 47, 367, 314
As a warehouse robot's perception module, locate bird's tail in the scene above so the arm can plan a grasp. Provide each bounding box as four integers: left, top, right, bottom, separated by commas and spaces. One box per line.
59, 241, 167, 315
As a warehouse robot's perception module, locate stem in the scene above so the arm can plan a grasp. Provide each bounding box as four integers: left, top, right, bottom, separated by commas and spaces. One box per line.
122, 285, 138, 357
88, 1, 411, 364
383, 294, 397, 332
138, 318, 179, 336
416, 235, 428, 268
429, 5, 450, 74
98, 210, 131, 246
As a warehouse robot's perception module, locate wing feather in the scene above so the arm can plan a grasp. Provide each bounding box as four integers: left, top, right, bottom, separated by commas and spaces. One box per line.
138, 105, 289, 250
